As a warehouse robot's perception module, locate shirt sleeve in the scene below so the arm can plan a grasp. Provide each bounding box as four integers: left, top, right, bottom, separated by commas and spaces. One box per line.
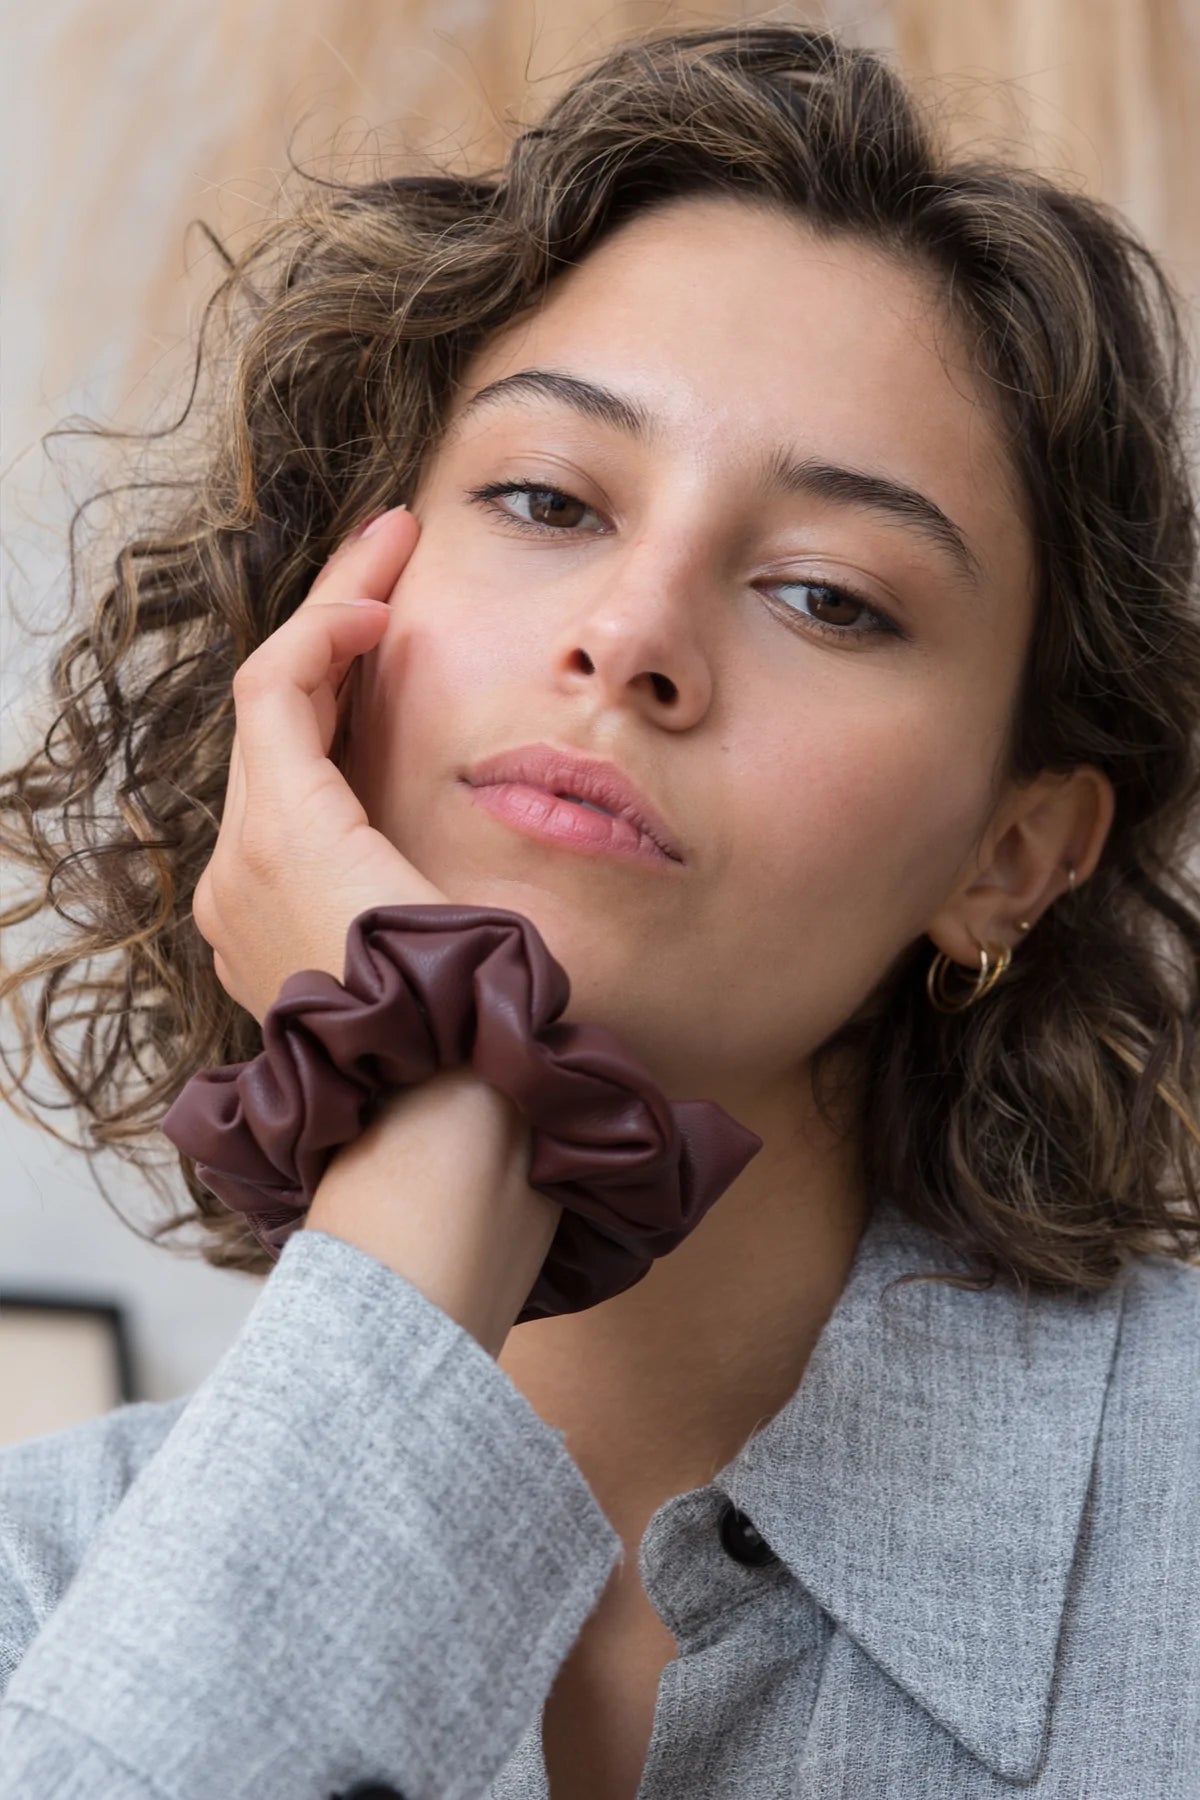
0, 1227, 623, 1800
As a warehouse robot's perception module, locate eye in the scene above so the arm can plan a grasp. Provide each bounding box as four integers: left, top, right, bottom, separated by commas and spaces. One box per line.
465, 478, 607, 535
464, 477, 905, 645
760, 577, 903, 644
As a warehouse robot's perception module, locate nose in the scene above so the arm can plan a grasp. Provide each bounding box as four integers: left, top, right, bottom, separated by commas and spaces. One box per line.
549, 547, 715, 728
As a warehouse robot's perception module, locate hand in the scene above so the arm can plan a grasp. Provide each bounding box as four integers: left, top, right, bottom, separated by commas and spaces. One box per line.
189, 503, 559, 1349
192, 504, 443, 1026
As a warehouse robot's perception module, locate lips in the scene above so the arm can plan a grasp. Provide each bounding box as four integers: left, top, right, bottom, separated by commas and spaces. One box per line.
461, 741, 684, 863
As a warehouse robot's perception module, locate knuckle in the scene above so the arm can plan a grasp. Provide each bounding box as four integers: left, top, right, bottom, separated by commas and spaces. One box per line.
231, 654, 269, 700
192, 909, 212, 954
236, 814, 285, 882
191, 876, 213, 943
211, 948, 235, 1000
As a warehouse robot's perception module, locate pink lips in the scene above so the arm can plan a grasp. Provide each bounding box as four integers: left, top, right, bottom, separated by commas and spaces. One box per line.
460, 741, 685, 868
463, 781, 678, 867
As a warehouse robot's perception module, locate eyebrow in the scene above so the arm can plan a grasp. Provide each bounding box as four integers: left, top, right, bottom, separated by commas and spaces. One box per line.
451, 366, 982, 587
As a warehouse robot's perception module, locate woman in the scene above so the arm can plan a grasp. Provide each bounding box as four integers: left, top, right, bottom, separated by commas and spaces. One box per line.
1, 20, 1199, 1798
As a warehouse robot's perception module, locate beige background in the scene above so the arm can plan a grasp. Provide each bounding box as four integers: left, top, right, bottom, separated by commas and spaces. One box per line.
3, 0, 1198, 1427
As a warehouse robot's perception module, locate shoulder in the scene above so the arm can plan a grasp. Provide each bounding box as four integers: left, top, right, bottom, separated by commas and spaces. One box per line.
0, 1396, 188, 1687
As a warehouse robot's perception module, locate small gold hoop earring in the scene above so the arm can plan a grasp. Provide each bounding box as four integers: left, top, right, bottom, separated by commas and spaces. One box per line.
926, 937, 1013, 1013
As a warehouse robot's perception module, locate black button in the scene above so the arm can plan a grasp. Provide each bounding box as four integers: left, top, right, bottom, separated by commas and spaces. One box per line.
718, 1499, 778, 1566
332, 1784, 405, 1799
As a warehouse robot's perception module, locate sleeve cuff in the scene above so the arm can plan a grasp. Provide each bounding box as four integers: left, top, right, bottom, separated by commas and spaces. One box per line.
1, 1227, 622, 1799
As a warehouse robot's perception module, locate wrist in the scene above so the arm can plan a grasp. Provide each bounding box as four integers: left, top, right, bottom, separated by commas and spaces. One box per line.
304, 1068, 561, 1357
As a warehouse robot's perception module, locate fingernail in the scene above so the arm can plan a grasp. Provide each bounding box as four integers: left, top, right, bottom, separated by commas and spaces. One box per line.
363, 503, 408, 540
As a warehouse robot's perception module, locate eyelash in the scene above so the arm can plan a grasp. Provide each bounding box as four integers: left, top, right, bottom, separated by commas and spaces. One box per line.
464, 478, 905, 645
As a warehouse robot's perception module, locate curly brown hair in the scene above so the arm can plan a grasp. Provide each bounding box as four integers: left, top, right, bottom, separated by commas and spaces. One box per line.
3, 21, 1199, 1295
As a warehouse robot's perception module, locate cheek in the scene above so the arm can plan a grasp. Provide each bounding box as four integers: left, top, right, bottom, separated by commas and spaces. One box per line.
735, 692, 993, 943
389, 531, 534, 689
692, 696, 994, 1072
348, 541, 521, 815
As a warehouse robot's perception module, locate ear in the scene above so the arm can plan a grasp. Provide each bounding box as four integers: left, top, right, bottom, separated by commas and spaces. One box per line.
926, 765, 1116, 969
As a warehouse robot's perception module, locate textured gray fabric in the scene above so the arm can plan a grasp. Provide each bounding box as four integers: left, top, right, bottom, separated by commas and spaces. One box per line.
1, 1195, 1198, 1798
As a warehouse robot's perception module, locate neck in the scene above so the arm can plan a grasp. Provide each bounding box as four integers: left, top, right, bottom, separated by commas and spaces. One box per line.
497, 1065, 871, 1538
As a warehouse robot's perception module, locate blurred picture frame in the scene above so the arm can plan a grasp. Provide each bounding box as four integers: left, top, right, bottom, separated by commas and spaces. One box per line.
0, 1289, 136, 1445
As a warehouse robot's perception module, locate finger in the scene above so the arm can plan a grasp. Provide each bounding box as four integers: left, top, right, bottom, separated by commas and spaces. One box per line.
307, 504, 418, 606
230, 599, 391, 813
232, 504, 422, 799
332, 651, 362, 743
307, 504, 418, 704
225, 719, 246, 829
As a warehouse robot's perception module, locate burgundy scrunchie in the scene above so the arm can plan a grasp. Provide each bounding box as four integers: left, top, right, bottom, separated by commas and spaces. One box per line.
160, 904, 763, 1322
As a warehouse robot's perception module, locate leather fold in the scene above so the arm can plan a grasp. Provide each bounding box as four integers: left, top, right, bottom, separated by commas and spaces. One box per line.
161, 903, 763, 1321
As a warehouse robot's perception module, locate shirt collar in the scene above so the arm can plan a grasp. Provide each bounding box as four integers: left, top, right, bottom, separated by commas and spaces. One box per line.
715, 1192, 1127, 1782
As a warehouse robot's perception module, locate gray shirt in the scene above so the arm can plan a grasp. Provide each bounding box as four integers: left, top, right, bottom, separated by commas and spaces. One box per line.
1, 1192, 1198, 1798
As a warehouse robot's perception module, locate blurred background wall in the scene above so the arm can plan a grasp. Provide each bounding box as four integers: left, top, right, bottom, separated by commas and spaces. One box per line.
3, 0, 1198, 1434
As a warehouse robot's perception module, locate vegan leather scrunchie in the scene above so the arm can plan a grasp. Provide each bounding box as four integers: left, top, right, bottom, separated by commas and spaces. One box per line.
160, 903, 763, 1322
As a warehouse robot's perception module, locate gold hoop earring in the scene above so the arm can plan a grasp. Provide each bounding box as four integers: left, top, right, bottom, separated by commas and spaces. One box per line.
926, 937, 1013, 1013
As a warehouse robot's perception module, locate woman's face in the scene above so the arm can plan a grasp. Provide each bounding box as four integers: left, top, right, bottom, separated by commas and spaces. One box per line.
346, 194, 1036, 1104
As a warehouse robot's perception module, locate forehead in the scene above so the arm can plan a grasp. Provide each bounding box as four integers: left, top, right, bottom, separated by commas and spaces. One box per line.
448, 195, 1032, 590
